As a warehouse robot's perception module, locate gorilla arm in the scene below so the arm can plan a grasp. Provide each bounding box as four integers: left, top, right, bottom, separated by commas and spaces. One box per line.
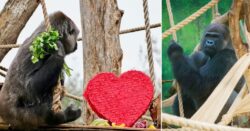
27, 54, 64, 96
167, 41, 202, 96
25, 41, 65, 97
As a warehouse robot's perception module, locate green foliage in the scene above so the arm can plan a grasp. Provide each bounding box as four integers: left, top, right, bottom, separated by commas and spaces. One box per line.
29, 29, 72, 77
29, 28, 60, 63
63, 63, 73, 77
162, 0, 232, 113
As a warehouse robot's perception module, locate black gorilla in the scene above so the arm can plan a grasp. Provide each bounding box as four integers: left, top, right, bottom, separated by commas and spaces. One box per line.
167, 23, 243, 118
0, 11, 81, 129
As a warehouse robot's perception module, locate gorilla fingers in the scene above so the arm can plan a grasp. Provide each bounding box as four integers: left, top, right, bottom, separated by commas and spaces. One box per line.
167, 40, 184, 60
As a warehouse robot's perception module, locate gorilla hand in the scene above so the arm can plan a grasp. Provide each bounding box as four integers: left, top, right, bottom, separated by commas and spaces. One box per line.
167, 40, 183, 60
191, 51, 209, 68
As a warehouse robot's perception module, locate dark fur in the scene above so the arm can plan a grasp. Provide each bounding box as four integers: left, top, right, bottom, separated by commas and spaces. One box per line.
168, 23, 244, 118
0, 11, 81, 129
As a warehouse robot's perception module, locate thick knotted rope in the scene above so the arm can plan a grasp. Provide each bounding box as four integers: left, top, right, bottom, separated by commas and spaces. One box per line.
39, 0, 62, 112
40, 0, 51, 31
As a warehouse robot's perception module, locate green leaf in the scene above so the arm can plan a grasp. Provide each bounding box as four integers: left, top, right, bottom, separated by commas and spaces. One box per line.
63, 63, 73, 77
29, 28, 60, 63
31, 56, 39, 63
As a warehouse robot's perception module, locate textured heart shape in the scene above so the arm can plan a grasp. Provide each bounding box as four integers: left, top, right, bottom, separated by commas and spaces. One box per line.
84, 70, 154, 127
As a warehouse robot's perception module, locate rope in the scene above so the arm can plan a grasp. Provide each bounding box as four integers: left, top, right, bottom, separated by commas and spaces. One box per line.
120, 23, 161, 34
142, 0, 156, 88
176, 83, 184, 117
162, 0, 220, 39
52, 80, 63, 112
40, 0, 51, 31
166, 0, 177, 41
77, 23, 161, 41
212, 4, 220, 19
162, 79, 173, 83
0, 24, 161, 48
166, 0, 184, 117
0, 44, 20, 49
63, 90, 83, 102
39, 0, 62, 112
0, 23, 161, 49
162, 113, 250, 131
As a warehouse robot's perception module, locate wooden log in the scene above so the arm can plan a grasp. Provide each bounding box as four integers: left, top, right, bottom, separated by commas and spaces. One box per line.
0, 123, 159, 131
228, 0, 250, 91
0, 0, 39, 62
242, 0, 250, 31
191, 53, 250, 123
79, 0, 123, 124
162, 94, 176, 108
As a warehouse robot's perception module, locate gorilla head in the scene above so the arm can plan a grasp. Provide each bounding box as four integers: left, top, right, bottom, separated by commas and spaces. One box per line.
50, 12, 79, 54
200, 23, 232, 57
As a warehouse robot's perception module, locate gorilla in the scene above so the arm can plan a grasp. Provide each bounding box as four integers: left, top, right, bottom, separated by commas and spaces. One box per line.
167, 23, 244, 118
0, 11, 81, 129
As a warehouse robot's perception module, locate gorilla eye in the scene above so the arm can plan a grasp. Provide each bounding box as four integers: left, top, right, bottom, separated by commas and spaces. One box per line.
69, 29, 75, 35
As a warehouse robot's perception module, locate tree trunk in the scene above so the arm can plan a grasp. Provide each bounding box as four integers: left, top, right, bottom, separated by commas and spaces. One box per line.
229, 0, 250, 127
242, 0, 250, 31
79, 0, 123, 124
0, 0, 39, 62
228, 0, 250, 91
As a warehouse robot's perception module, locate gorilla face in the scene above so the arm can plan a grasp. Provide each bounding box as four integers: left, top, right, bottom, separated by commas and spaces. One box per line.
200, 23, 231, 57
202, 31, 224, 56
62, 20, 79, 54
50, 11, 80, 55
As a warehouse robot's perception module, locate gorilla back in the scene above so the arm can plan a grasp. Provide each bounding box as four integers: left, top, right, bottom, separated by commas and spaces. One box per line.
0, 11, 81, 129
167, 23, 243, 118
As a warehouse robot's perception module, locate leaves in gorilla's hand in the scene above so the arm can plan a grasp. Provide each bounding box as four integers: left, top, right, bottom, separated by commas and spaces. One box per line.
29, 28, 60, 63
30, 28, 72, 77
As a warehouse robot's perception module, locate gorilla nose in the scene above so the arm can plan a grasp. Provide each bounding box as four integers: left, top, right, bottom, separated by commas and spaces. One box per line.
206, 40, 215, 46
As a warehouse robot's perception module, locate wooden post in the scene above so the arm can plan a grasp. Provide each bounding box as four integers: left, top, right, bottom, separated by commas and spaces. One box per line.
242, 0, 250, 31
0, 0, 39, 61
229, 0, 250, 126
79, 0, 123, 124
228, 0, 250, 91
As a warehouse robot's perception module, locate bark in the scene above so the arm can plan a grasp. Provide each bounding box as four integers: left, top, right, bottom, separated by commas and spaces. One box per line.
242, 0, 250, 31
228, 0, 250, 92
230, 0, 250, 127
211, 12, 229, 25
79, 0, 123, 124
0, 0, 39, 61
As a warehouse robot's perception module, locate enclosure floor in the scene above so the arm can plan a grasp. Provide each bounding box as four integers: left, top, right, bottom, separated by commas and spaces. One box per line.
0, 123, 159, 131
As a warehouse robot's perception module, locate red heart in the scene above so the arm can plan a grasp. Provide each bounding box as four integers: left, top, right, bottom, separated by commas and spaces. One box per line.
84, 70, 154, 127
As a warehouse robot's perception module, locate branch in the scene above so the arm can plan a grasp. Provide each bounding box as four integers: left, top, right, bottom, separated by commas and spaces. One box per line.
0, 0, 39, 62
